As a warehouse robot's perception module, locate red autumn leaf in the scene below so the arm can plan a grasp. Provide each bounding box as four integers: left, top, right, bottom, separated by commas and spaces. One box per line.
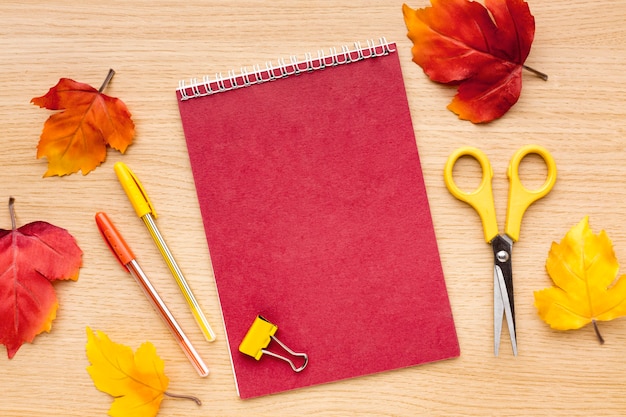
0, 198, 82, 358
31, 69, 135, 177
402, 0, 545, 123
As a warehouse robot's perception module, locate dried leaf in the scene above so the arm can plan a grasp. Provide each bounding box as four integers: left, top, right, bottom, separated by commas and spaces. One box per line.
402, 0, 544, 123
31, 69, 135, 177
0, 198, 82, 358
534, 217, 626, 338
86, 328, 169, 417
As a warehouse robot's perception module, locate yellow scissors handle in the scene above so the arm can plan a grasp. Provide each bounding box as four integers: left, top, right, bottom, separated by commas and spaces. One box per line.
444, 147, 499, 243
505, 144, 557, 242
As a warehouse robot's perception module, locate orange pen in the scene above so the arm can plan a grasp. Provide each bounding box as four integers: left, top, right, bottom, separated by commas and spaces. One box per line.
95, 212, 209, 377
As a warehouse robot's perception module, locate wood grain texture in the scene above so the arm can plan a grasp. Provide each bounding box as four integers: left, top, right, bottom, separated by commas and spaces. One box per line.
1, 1, 626, 415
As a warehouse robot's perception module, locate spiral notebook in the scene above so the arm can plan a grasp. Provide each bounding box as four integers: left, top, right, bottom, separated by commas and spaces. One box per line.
176, 39, 459, 399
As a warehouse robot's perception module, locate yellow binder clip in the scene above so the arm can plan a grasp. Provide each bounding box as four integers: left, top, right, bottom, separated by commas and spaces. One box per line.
239, 316, 308, 372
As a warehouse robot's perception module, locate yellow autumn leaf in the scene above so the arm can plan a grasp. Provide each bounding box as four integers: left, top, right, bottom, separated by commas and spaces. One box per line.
85, 327, 169, 417
534, 217, 626, 335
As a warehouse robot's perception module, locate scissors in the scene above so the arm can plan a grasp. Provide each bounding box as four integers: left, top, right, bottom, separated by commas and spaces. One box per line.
444, 145, 557, 356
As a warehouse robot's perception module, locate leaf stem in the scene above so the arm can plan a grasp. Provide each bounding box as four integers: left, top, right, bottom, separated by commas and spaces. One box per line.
8, 197, 16, 230
163, 391, 202, 406
99, 69, 116, 93
523, 65, 548, 81
592, 319, 605, 344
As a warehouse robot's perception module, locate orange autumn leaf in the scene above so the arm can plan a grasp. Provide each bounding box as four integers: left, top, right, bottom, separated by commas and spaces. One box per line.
534, 217, 626, 341
31, 69, 135, 177
0, 198, 82, 358
402, 0, 545, 123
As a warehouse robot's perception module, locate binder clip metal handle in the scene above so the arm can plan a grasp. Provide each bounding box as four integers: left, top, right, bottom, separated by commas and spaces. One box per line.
239, 315, 308, 372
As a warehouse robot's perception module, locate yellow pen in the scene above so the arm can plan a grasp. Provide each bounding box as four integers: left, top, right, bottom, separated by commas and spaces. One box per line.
114, 161, 216, 342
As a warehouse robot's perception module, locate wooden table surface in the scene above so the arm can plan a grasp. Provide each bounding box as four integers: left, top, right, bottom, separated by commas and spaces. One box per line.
2, 1, 626, 416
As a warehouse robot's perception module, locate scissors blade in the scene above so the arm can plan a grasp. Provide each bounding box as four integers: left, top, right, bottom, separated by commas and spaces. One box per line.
492, 235, 517, 356
493, 265, 504, 356
495, 265, 518, 356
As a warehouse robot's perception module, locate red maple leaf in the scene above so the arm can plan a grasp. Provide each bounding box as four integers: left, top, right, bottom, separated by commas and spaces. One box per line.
402, 0, 546, 123
31, 69, 135, 177
0, 198, 82, 358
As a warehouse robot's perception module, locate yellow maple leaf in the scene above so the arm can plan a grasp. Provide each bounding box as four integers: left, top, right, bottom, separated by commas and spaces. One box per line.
534, 217, 626, 339
86, 327, 170, 417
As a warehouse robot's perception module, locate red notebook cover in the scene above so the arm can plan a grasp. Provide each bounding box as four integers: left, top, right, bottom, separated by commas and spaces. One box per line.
177, 40, 459, 399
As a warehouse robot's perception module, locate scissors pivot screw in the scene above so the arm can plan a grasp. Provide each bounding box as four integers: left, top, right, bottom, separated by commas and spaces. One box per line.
496, 250, 509, 263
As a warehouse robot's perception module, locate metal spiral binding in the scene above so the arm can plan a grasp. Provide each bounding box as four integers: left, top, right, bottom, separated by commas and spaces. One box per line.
177, 38, 395, 101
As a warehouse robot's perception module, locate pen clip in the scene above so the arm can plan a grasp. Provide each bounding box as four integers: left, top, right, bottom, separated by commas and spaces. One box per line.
95, 212, 135, 270
114, 162, 157, 218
